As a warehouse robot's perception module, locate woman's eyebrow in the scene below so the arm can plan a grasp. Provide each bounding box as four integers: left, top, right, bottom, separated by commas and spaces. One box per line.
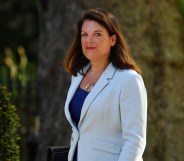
81, 30, 103, 33
94, 30, 103, 32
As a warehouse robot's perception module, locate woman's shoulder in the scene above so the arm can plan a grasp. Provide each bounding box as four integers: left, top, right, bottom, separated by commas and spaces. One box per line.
114, 69, 145, 90
116, 68, 142, 79
115, 68, 144, 85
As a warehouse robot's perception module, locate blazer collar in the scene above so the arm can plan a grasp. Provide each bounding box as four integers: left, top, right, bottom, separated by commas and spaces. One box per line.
65, 63, 116, 129
78, 63, 116, 127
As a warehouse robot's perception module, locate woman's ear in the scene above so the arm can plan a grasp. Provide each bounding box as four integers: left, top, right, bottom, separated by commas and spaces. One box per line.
111, 34, 117, 46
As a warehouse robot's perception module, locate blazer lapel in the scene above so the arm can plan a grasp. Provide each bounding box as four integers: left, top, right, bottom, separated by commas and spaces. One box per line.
78, 63, 116, 128
64, 74, 83, 128
65, 64, 91, 129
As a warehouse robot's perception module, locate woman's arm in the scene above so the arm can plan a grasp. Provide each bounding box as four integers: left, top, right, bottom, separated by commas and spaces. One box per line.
119, 74, 147, 161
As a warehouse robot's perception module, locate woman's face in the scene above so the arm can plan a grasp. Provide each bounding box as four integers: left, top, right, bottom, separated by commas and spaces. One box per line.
81, 20, 116, 63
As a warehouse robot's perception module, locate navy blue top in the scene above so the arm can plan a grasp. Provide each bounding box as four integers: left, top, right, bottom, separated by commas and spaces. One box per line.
69, 86, 89, 161
69, 86, 89, 126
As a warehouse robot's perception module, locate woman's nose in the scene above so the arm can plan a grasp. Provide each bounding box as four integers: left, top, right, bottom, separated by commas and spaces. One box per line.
86, 35, 94, 43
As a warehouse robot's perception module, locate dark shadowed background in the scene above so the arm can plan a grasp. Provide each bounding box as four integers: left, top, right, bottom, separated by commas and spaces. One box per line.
0, 0, 184, 161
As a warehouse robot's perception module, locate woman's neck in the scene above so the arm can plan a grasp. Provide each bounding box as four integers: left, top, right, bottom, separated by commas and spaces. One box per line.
90, 60, 109, 74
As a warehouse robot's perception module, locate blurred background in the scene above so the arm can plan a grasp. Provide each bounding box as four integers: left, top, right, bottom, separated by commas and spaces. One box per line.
0, 0, 184, 161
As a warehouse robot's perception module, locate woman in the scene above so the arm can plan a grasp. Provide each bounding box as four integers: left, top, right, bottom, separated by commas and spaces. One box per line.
63, 8, 147, 161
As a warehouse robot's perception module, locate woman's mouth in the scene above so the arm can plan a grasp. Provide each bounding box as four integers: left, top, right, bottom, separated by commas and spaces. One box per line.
86, 47, 96, 50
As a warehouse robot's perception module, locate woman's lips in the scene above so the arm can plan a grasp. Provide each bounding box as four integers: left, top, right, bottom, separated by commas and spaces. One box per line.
86, 47, 96, 50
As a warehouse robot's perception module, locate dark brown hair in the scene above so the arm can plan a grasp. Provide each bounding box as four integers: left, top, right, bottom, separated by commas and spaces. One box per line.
63, 8, 141, 76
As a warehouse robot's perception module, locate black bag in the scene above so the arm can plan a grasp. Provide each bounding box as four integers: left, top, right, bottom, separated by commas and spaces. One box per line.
47, 146, 70, 161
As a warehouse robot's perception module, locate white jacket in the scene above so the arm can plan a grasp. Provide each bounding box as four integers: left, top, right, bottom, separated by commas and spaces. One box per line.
64, 63, 147, 161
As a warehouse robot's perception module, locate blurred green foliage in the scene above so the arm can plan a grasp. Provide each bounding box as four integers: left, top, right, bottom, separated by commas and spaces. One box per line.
3, 46, 29, 87
181, 0, 184, 18
0, 1, 39, 160
0, 85, 20, 161
0, 45, 39, 161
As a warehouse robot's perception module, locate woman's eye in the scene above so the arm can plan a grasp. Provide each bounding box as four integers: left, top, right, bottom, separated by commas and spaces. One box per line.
81, 34, 87, 37
94, 33, 101, 36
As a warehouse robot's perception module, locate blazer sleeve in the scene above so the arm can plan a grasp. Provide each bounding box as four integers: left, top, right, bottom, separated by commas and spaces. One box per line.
118, 74, 147, 161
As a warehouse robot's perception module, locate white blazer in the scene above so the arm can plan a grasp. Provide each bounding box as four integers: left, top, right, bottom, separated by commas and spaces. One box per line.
64, 63, 147, 161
